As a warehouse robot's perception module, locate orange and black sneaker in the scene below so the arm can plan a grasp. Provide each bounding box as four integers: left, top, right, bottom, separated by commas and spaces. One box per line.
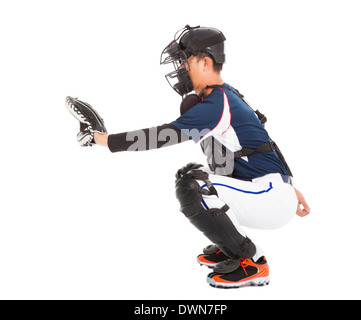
197, 245, 228, 268
207, 256, 270, 289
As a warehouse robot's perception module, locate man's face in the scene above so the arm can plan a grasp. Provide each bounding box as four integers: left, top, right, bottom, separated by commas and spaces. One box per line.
186, 56, 204, 94
179, 55, 203, 94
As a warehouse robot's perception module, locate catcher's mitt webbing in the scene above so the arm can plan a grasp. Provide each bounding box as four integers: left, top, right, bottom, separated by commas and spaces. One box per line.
65, 96, 107, 147
65, 96, 107, 133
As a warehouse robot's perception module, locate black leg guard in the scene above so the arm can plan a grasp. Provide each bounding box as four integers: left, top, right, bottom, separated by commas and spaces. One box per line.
175, 163, 257, 260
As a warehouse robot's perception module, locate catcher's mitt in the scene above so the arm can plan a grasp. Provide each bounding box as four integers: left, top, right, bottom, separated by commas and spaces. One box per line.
65, 96, 107, 147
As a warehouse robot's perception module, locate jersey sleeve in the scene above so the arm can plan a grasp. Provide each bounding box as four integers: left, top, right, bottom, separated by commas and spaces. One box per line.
107, 123, 189, 153
171, 88, 225, 143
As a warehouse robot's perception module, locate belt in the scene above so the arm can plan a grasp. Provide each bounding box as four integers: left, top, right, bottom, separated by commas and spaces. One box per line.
281, 175, 294, 186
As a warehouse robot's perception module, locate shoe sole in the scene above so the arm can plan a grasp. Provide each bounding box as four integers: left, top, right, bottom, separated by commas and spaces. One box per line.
197, 258, 216, 269
207, 276, 270, 289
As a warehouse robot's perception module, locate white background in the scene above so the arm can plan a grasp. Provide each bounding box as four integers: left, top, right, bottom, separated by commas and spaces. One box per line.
0, 0, 360, 300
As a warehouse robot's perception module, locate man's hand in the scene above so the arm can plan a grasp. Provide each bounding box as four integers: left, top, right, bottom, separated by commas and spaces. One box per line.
294, 188, 311, 217
94, 132, 109, 147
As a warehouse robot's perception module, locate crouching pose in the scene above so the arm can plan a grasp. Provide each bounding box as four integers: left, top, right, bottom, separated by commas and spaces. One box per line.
66, 25, 310, 288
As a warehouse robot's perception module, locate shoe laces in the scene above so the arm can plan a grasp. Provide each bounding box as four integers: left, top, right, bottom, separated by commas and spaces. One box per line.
240, 259, 249, 276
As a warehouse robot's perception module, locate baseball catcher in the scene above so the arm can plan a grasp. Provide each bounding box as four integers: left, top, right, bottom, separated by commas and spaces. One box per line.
66, 25, 310, 289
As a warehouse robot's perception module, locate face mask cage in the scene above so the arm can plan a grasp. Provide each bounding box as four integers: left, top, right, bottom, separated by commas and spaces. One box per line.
160, 40, 193, 96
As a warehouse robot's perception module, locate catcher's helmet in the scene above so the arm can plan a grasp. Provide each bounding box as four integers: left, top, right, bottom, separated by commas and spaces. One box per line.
179, 26, 226, 64
160, 25, 226, 97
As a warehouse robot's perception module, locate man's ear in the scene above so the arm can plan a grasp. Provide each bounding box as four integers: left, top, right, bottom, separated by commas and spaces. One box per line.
203, 56, 213, 71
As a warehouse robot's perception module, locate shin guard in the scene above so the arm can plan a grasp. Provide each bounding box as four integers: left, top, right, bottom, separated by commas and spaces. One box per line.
175, 163, 256, 260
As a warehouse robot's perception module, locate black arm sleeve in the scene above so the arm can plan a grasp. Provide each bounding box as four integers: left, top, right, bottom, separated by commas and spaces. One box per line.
108, 123, 190, 153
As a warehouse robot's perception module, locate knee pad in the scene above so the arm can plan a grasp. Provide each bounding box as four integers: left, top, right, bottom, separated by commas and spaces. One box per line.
175, 164, 256, 260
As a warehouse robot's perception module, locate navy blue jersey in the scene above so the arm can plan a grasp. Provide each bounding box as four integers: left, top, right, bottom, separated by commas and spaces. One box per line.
171, 84, 288, 181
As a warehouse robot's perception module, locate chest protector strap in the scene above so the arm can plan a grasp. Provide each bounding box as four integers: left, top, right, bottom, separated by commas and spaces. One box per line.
204, 85, 294, 177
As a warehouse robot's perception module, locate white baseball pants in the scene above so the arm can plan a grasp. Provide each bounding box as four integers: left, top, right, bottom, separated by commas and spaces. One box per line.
198, 172, 298, 259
